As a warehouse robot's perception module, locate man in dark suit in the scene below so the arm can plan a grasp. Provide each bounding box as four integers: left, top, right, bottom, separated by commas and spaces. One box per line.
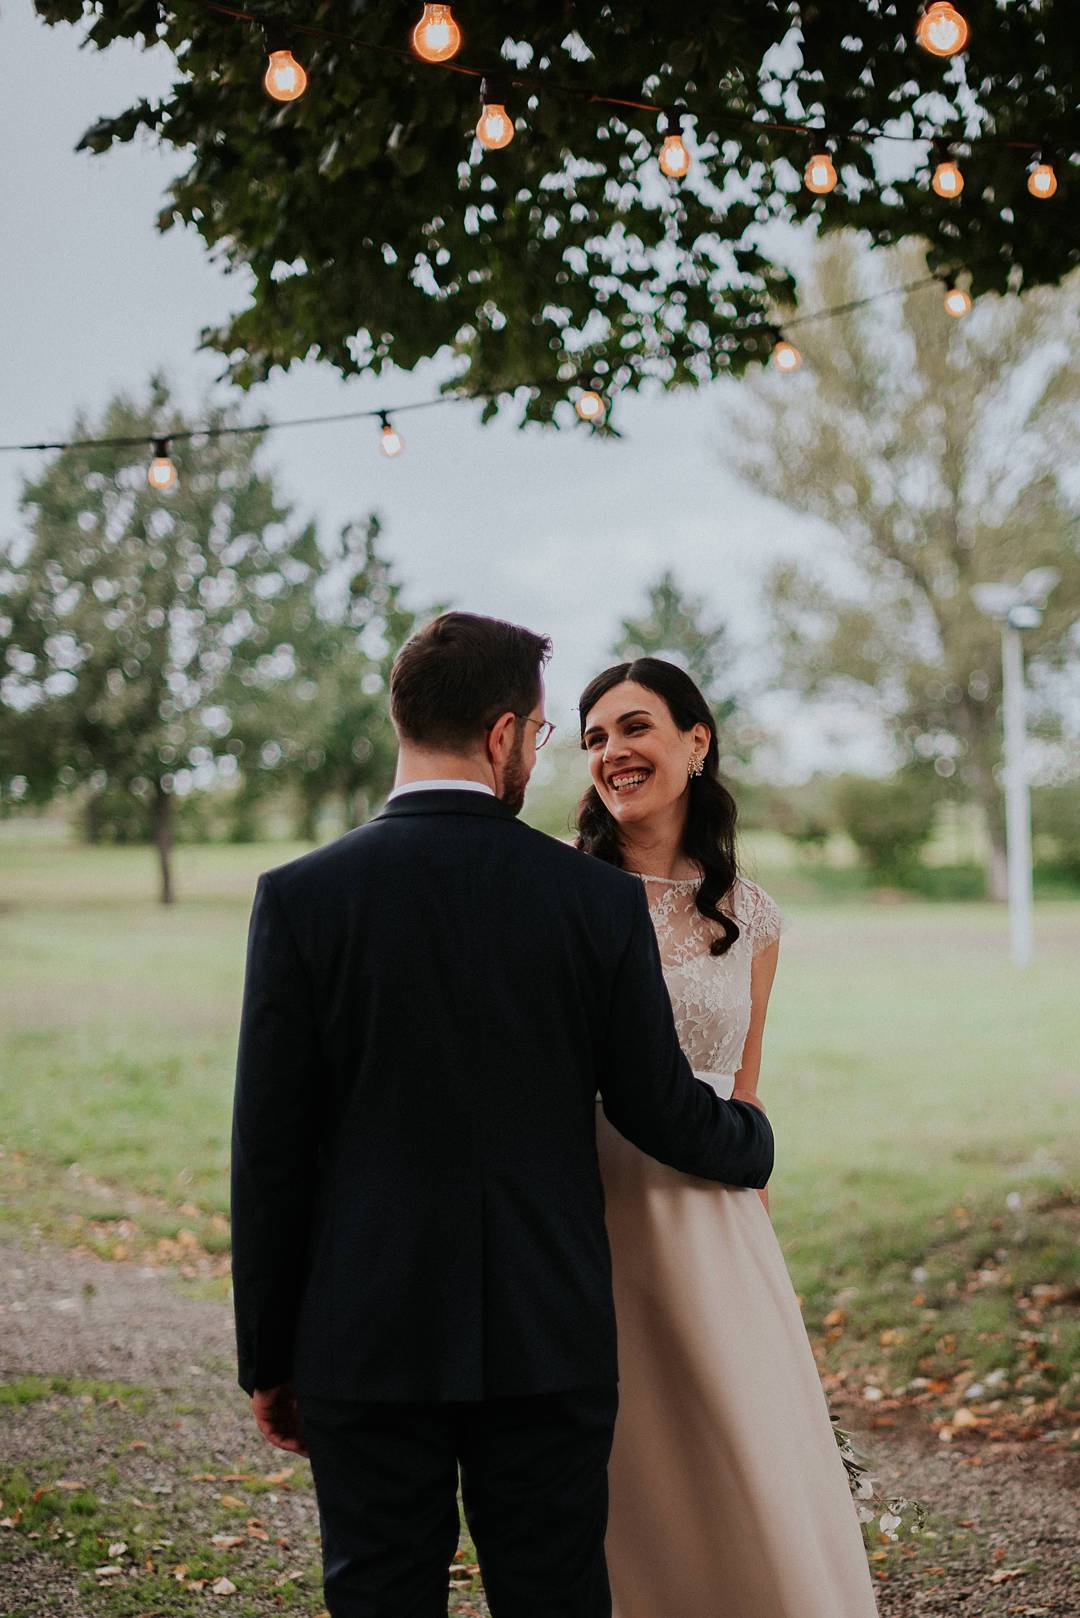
231, 611, 773, 1618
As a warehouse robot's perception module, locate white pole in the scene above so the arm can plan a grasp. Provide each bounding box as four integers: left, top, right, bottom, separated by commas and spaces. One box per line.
1000, 621, 1034, 967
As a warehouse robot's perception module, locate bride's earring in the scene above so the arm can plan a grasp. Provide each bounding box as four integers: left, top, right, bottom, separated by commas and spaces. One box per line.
687, 754, 704, 778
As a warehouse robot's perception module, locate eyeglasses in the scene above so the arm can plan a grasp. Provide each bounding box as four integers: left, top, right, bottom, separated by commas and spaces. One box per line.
514, 714, 556, 749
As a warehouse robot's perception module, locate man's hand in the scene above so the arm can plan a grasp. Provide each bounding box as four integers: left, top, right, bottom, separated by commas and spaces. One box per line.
251, 1381, 309, 1456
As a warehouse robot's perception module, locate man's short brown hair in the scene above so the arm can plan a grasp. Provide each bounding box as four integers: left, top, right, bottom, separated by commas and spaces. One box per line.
390, 611, 552, 751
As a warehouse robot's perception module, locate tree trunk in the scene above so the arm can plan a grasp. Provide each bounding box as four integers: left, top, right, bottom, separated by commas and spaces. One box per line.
153, 782, 175, 906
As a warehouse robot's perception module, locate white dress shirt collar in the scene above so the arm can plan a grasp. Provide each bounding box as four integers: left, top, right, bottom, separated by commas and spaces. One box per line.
387, 778, 495, 802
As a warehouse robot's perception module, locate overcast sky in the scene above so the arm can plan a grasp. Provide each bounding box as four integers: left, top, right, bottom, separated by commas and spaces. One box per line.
3, 5, 889, 779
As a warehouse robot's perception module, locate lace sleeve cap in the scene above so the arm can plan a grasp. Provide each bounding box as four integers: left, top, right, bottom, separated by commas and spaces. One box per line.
737, 879, 785, 956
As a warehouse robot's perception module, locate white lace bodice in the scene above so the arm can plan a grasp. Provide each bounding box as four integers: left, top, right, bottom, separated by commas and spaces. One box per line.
639, 874, 784, 1077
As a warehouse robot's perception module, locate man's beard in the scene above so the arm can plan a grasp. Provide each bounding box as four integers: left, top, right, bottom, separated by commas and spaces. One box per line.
498, 734, 528, 818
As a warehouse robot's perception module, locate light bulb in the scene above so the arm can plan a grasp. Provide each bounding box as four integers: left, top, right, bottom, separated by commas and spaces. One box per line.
264, 48, 308, 102
1027, 161, 1058, 200
476, 101, 514, 151
575, 390, 605, 422
804, 151, 837, 195
659, 134, 690, 179
916, 2, 969, 56
147, 440, 177, 491
412, 5, 462, 64
771, 339, 802, 373
943, 283, 971, 318
378, 419, 405, 458
932, 159, 964, 198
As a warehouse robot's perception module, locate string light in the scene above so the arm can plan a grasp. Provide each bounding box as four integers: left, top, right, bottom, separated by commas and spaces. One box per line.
658, 112, 691, 179
942, 276, 972, 317
147, 438, 178, 490
932, 151, 965, 198
263, 44, 308, 102
804, 148, 838, 196
377, 412, 405, 457
575, 389, 605, 422
1027, 157, 1058, 199
0, 270, 1008, 461
411, 4, 461, 65
476, 79, 514, 150
771, 335, 802, 373
916, 3, 969, 57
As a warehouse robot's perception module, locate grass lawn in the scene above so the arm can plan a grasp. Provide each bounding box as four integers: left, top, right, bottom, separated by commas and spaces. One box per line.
2, 831, 1078, 1425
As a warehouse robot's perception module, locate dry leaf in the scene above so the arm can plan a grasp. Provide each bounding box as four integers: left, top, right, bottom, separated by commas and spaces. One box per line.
218, 1494, 246, 1508
211, 1576, 238, 1595
988, 1569, 1026, 1584
94, 1566, 124, 1579
824, 1307, 845, 1328
211, 1534, 245, 1549
952, 1407, 982, 1428
107, 1541, 128, 1557
54, 1480, 89, 1491
263, 1468, 295, 1485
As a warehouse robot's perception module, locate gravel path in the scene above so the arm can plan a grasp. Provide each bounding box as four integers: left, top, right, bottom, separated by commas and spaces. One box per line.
2, 1238, 1077, 1617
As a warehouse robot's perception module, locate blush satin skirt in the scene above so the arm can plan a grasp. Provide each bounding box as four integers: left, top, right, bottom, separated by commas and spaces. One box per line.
597, 1077, 879, 1618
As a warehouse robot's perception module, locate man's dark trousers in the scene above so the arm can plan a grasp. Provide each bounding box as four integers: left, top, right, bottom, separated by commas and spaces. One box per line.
298, 1384, 619, 1618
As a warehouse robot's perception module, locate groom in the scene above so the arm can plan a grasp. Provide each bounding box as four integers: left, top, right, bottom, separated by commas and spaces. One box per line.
231, 610, 773, 1618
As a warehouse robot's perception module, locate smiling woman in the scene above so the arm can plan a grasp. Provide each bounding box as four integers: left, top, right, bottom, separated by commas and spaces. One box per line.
576, 656, 741, 956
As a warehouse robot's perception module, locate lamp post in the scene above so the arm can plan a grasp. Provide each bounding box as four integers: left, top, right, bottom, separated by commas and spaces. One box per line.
971, 569, 1060, 967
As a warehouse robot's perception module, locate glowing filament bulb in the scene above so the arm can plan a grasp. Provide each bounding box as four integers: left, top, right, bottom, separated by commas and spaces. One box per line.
659, 134, 691, 179
804, 151, 837, 195
412, 5, 462, 64
378, 417, 405, 458
943, 282, 971, 317
476, 101, 514, 151
916, 2, 969, 56
264, 48, 308, 103
575, 390, 605, 422
932, 159, 964, 198
1027, 162, 1058, 200
147, 439, 177, 491
771, 339, 802, 373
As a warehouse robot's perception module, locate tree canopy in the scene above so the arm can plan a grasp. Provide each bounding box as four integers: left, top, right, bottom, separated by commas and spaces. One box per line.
0, 380, 417, 899
35, 2, 1080, 422
720, 232, 1080, 897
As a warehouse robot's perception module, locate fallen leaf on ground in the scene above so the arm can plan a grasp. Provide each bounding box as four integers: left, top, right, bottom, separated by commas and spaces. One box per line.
988, 1569, 1026, 1584
211, 1534, 245, 1549
210, 1576, 238, 1595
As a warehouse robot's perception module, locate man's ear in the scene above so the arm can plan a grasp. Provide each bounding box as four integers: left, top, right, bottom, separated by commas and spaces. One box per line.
486, 711, 518, 763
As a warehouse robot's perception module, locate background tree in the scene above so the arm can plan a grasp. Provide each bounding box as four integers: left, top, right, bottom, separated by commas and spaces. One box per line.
229, 516, 419, 837
721, 234, 1080, 899
612, 568, 738, 733
0, 379, 323, 903
34, 2, 1079, 421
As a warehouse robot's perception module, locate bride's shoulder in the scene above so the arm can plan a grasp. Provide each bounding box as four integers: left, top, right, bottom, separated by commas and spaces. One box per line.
729, 876, 786, 954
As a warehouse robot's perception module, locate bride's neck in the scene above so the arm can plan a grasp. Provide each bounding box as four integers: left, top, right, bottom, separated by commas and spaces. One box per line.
617, 804, 696, 881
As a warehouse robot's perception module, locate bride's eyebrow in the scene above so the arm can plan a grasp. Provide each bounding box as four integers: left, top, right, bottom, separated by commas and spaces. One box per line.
583, 709, 652, 744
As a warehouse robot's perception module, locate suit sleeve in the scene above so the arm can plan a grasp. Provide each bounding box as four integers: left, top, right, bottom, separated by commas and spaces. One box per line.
597, 883, 774, 1188
231, 872, 323, 1395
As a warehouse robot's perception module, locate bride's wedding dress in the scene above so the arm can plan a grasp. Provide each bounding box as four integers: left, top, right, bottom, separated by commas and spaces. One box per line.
598, 874, 879, 1617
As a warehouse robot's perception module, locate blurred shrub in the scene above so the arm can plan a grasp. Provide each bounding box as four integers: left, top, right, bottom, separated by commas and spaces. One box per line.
832, 771, 938, 886
1032, 782, 1080, 882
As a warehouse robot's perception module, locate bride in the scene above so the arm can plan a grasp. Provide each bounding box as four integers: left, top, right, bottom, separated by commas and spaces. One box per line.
576, 657, 878, 1618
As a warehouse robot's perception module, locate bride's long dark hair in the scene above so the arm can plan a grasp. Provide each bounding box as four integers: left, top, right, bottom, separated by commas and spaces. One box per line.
575, 658, 741, 957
